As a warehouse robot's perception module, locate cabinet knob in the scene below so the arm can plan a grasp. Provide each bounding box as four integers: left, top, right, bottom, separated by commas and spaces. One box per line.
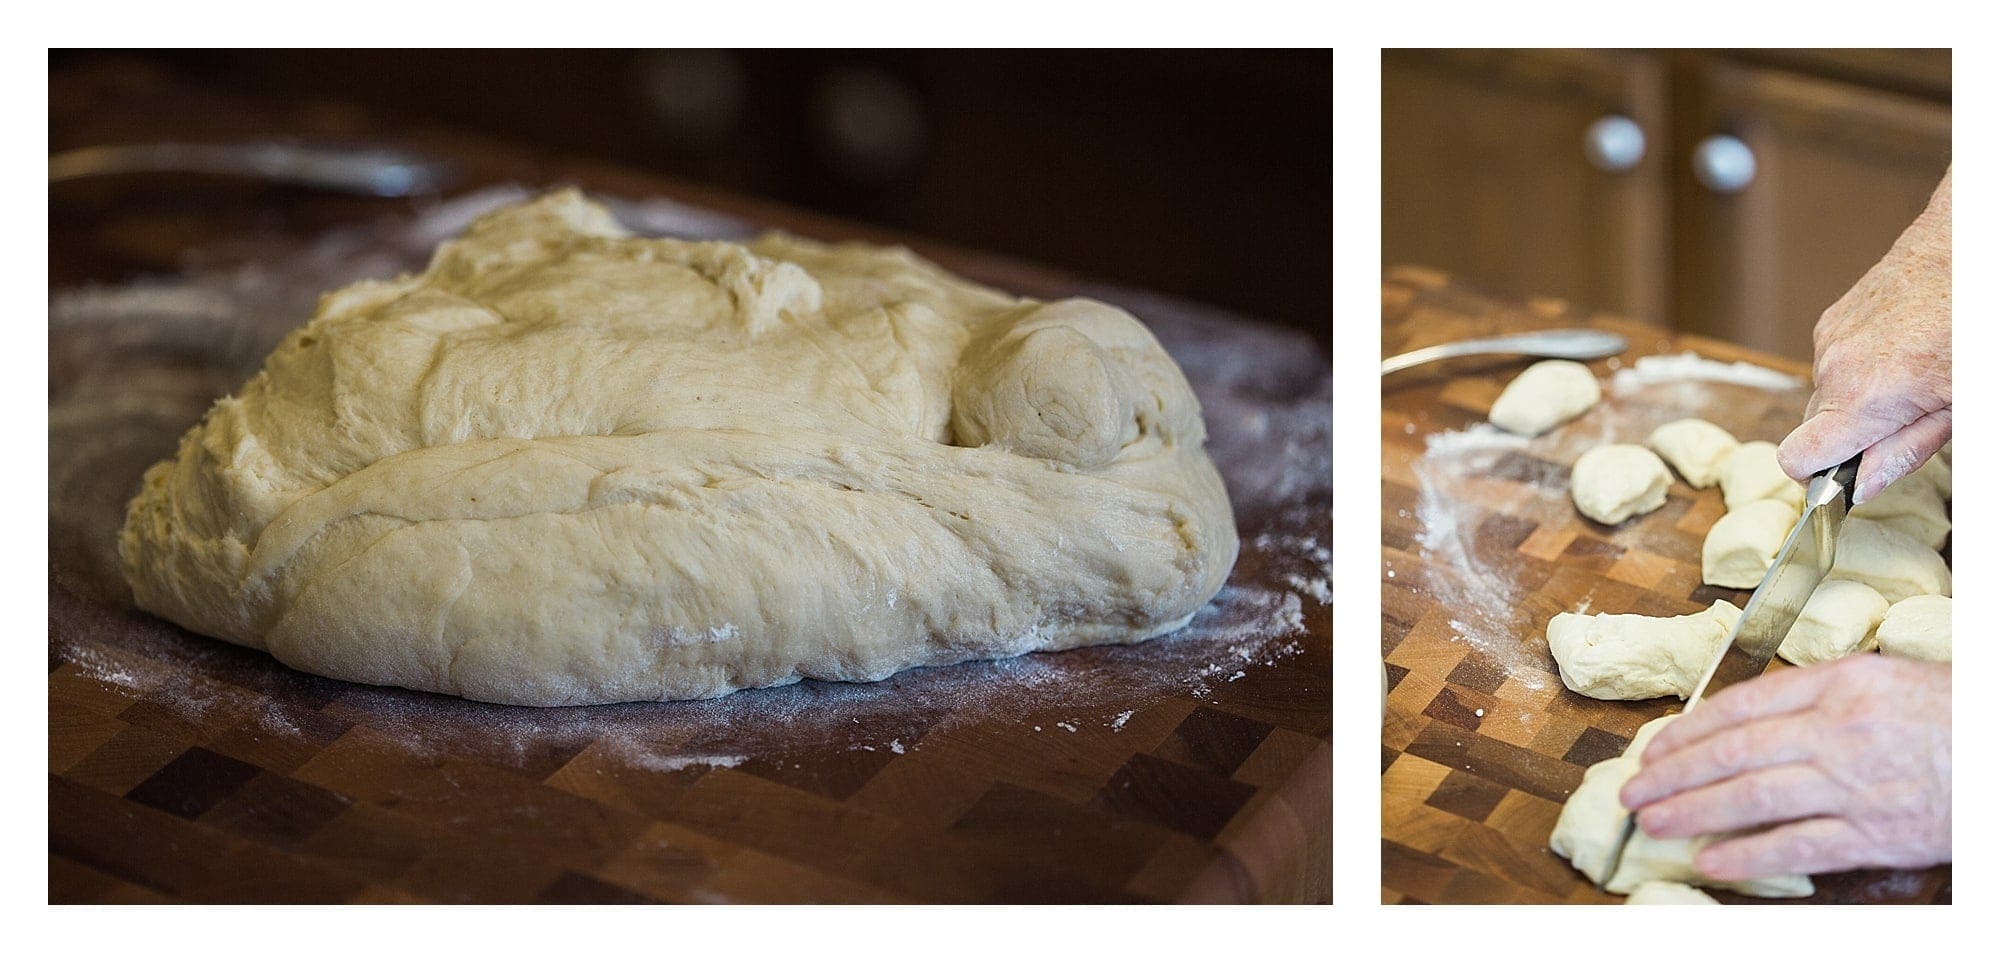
1584, 115, 1646, 172
1693, 135, 1757, 193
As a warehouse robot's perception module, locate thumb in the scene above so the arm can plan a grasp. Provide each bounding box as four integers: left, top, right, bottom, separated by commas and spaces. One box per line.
1777, 406, 1906, 483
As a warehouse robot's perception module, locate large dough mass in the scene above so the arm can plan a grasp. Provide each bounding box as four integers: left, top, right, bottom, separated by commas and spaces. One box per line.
118, 191, 1239, 706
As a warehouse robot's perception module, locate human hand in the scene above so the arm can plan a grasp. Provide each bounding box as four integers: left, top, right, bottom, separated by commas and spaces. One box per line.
1777, 168, 1952, 503
1618, 653, 1951, 880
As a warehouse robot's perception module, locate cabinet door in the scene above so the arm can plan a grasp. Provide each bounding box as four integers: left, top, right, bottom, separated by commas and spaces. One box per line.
1673, 59, 1951, 361
1383, 49, 1671, 323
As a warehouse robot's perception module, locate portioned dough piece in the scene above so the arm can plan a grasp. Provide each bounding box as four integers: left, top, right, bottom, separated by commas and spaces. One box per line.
1720, 441, 1805, 512
117, 190, 1239, 706
1626, 882, 1719, 905
1829, 518, 1952, 604
1489, 360, 1601, 436
1919, 451, 1951, 500
1546, 601, 1741, 700
1877, 594, 1952, 663
1551, 715, 1815, 898
1852, 468, 1951, 550
1777, 579, 1890, 666
1702, 498, 1798, 588
1571, 444, 1672, 525
1646, 418, 1739, 489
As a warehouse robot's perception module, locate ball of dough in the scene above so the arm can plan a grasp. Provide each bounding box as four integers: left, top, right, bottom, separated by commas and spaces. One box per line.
1853, 468, 1951, 550
1877, 594, 1952, 663
1626, 882, 1719, 904
1720, 441, 1805, 512
1777, 579, 1890, 666
1570, 444, 1672, 525
1702, 498, 1798, 589
117, 191, 1239, 706
1488, 360, 1601, 437
1829, 518, 1952, 604
1550, 715, 1814, 898
1546, 600, 1740, 700
1645, 418, 1738, 489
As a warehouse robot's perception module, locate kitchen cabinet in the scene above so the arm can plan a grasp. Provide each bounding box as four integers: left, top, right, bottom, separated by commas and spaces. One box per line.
1383, 49, 1950, 362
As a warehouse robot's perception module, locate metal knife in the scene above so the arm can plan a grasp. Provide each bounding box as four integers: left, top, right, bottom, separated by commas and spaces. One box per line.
1596, 453, 1863, 888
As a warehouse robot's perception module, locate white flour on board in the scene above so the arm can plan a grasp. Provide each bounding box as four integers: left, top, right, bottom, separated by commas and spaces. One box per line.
50, 187, 1329, 776
1610, 351, 1802, 397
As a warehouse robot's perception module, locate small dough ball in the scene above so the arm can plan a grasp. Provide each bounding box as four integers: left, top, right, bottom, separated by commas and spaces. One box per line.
1919, 451, 1951, 500
951, 322, 1135, 468
1777, 579, 1891, 666
1646, 418, 1739, 489
1829, 518, 1952, 603
1702, 498, 1798, 588
1546, 600, 1740, 700
1489, 360, 1601, 437
1626, 882, 1719, 905
1877, 594, 1951, 663
1852, 468, 1951, 550
1571, 444, 1672, 525
1550, 715, 1814, 898
1720, 441, 1805, 512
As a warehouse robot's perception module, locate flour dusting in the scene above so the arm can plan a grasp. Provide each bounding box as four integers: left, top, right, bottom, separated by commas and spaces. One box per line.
1610, 351, 1801, 396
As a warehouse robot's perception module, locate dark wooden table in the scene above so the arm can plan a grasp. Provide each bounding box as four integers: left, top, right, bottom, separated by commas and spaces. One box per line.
1378, 267, 1949, 904
48, 64, 1331, 903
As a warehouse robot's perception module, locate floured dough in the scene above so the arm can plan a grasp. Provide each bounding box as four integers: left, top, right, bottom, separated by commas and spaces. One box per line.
1571, 444, 1672, 525
1702, 498, 1798, 588
1646, 418, 1738, 489
1853, 465, 1951, 550
1777, 579, 1890, 666
1551, 715, 1814, 898
1720, 441, 1805, 512
1546, 601, 1740, 700
118, 191, 1238, 706
1625, 881, 1719, 904
1488, 360, 1601, 436
1829, 518, 1952, 604
1877, 594, 1951, 663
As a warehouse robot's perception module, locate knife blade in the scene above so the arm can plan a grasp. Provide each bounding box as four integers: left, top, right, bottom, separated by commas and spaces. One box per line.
1595, 454, 1862, 889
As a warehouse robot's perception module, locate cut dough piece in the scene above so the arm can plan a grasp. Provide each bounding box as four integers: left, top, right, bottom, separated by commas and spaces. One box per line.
1571, 444, 1672, 525
1626, 882, 1719, 905
1488, 360, 1601, 436
1546, 600, 1741, 700
1551, 715, 1814, 898
1918, 451, 1951, 500
1852, 468, 1951, 550
1702, 498, 1798, 588
1646, 418, 1738, 489
1877, 594, 1951, 663
1829, 518, 1952, 604
1777, 579, 1890, 666
1720, 441, 1805, 512
117, 191, 1238, 706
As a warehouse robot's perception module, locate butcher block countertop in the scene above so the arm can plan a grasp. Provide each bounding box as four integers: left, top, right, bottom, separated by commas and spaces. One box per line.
48, 67, 1330, 904
1379, 266, 1950, 905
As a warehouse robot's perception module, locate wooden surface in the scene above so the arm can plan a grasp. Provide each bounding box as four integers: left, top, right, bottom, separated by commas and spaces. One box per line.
1378, 268, 1950, 905
48, 68, 1331, 904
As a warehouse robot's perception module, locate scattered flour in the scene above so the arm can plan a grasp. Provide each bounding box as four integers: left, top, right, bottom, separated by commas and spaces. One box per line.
1610, 351, 1801, 396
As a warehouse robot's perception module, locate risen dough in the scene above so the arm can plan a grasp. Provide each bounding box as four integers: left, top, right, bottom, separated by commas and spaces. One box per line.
1719, 441, 1805, 512
1488, 360, 1601, 436
1570, 444, 1672, 525
1645, 418, 1738, 489
1546, 601, 1740, 701
1829, 518, 1952, 604
1702, 498, 1797, 589
118, 191, 1238, 706
1853, 467, 1951, 550
1551, 715, 1814, 898
1877, 594, 1952, 663
1777, 579, 1890, 666
1625, 882, 1719, 905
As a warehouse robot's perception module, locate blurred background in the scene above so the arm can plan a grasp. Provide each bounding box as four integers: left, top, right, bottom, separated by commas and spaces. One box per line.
1383, 49, 1950, 361
50, 50, 1331, 348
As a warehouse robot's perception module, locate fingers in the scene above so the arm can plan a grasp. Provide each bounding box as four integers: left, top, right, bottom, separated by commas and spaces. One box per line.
1639, 664, 1829, 764
1634, 763, 1842, 840
1693, 817, 1873, 881
1621, 714, 1823, 811
1853, 408, 1952, 503
1777, 405, 1908, 483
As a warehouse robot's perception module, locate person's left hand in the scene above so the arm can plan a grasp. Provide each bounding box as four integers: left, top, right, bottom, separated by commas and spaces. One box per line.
1618, 653, 1951, 880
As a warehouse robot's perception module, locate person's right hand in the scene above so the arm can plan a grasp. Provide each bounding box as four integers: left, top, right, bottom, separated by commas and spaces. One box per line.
1776, 168, 1951, 503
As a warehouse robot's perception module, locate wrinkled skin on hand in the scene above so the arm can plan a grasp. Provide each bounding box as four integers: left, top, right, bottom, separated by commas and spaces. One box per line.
1777, 168, 1951, 503
1620, 654, 1951, 881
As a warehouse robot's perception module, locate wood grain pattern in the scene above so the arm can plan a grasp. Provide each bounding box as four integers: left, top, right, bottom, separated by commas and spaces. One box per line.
1379, 268, 1949, 905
